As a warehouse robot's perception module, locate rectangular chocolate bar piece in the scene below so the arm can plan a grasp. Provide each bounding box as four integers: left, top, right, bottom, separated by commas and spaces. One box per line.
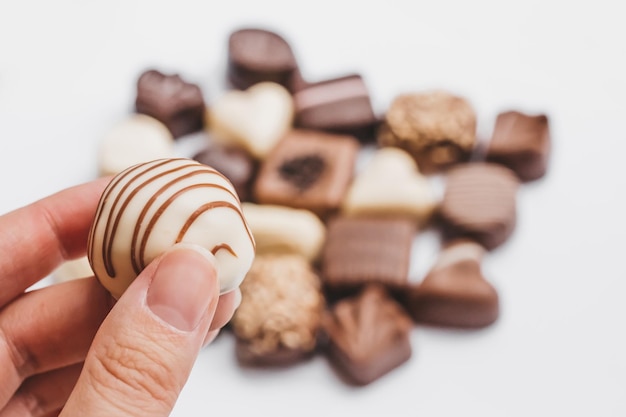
293, 74, 379, 142
322, 216, 416, 297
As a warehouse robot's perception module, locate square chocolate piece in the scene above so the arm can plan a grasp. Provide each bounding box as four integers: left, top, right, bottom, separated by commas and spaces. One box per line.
324, 285, 413, 386
293, 74, 379, 142
486, 110, 550, 182
254, 130, 360, 216
322, 216, 416, 296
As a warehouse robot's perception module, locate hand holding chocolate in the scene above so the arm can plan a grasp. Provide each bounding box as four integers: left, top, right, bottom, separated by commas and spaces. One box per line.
87, 158, 255, 299
88, 25, 551, 387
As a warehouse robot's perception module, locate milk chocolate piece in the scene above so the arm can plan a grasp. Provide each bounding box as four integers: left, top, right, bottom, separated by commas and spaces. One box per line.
227, 28, 299, 91
254, 130, 359, 216
135, 69, 205, 138
293, 74, 378, 141
405, 240, 499, 328
324, 285, 413, 385
438, 163, 519, 250
486, 110, 551, 182
231, 254, 325, 366
322, 216, 415, 297
193, 143, 257, 202
378, 90, 477, 173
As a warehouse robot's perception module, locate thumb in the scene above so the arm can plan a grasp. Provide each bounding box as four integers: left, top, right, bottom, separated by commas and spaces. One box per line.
61, 243, 220, 417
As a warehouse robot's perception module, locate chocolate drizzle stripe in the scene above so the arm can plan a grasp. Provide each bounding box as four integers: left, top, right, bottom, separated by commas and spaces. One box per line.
211, 243, 237, 257
176, 200, 255, 251
94, 159, 174, 274
129, 166, 225, 273
102, 159, 195, 277
137, 183, 250, 271
89, 161, 155, 267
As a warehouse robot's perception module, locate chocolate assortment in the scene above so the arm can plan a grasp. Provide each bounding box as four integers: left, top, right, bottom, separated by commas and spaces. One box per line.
91, 26, 551, 385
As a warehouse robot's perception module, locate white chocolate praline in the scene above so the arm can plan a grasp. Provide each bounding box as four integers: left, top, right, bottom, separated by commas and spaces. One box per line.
88, 158, 256, 299
98, 114, 175, 176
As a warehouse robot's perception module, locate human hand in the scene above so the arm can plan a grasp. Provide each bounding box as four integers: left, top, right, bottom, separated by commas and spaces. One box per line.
0, 178, 240, 416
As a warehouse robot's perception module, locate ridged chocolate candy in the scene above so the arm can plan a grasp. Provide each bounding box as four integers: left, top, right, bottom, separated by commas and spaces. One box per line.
439, 163, 519, 250
88, 158, 256, 299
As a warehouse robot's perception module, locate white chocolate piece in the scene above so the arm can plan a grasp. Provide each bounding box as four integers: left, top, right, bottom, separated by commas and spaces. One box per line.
88, 158, 255, 299
207, 82, 293, 159
52, 256, 94, 283
98, 114, 175, 176
342, 147, 438, 223
241, 203, 325, 262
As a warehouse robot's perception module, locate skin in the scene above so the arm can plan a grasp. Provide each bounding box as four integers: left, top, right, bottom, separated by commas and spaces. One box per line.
0, 178, 239, 417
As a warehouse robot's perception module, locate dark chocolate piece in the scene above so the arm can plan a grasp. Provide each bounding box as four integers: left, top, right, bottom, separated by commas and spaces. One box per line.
254, 130, 359, 216
231, 254, 325, 366
227, 28, 298, 91
404, 240, 499, 328
321, 216, 416, 297
192, 143, 257, 202
135, 69, 205, 138
293, 74, 378, 142
486, 110, 551, 182
438, 163, 519, 250
278, 154, 326, 191
324, 285, 413, 386
378, 90, 477, 173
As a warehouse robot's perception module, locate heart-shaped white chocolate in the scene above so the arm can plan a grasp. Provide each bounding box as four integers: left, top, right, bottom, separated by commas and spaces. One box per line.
207, 82, 293, 159
342, 147, 438, 223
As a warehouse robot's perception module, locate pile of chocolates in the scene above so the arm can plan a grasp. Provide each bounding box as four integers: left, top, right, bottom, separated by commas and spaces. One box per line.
87, 27, 551, 386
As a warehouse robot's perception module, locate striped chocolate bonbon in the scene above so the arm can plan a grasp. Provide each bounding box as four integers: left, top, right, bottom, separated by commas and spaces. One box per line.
88, 158, 255, 299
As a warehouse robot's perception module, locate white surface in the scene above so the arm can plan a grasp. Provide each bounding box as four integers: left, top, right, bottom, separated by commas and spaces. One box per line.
1, 1, 625, 416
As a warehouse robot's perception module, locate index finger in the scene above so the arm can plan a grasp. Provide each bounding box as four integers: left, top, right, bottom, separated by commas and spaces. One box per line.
0, 177, 110, 307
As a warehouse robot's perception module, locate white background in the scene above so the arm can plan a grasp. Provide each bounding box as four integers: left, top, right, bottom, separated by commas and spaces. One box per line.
1, 1, 625, 416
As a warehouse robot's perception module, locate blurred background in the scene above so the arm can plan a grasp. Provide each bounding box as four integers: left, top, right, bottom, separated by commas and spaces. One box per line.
0, 1, 625, 416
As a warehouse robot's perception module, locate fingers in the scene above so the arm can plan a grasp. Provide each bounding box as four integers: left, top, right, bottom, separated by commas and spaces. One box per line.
201, 288, 241, 348
0, 177, 111, 307
0, 363, 82, 417
61, 244, 220, 417
210, 288, 241, 331
0, 278, 112, 405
